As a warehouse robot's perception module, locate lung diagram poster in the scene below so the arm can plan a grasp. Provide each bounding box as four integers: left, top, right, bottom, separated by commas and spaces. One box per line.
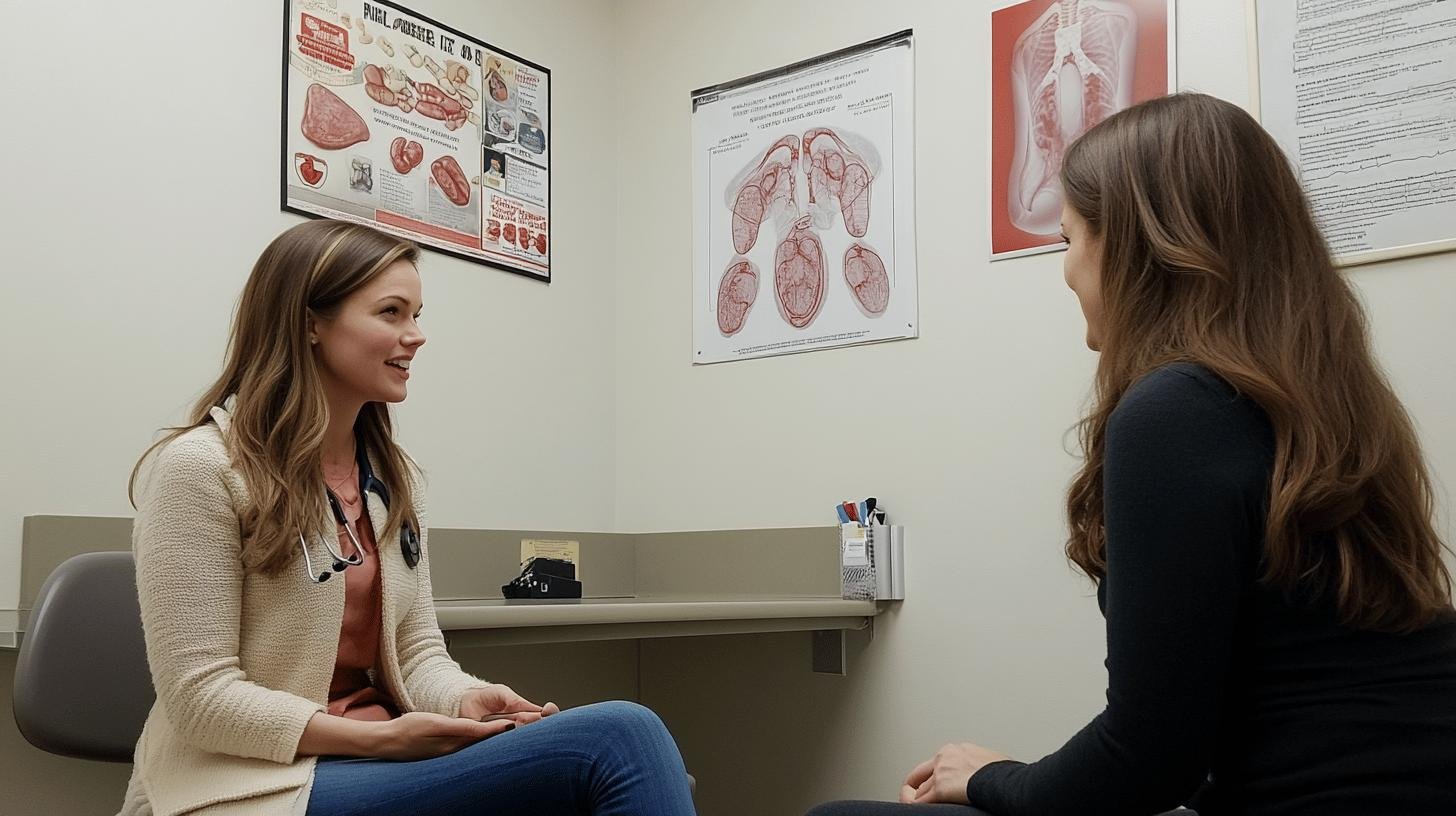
692, 31, 918, 364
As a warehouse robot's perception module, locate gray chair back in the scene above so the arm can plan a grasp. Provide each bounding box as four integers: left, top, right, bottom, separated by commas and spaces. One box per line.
13, 551, 153, 762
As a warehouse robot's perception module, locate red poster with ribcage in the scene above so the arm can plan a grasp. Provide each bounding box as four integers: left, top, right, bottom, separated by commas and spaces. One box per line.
991, 0, 1172, 257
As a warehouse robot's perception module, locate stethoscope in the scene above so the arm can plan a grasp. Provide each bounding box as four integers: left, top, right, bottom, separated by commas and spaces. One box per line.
299, 436, 421, 583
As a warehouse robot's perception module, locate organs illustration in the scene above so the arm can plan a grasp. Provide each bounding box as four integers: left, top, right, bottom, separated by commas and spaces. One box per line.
388, 137, 424, 174
803, 127, 879, 238
1008, 0, 1138, 234
301, 84, 369, 150
415, 82, 468, 131
503, 223, 517, 244
773, 216, 826, 329
362, 62, 469, 130
721, 126, 892, 332
727, 135, 801, 255
430, 155, 471, 206
486, 219, 501, 242
533, 232, 547, 255
716, 257, 759, 337
295, 153, 326, 187
363, 63, 399, 107
487, 69, 510, 103
517, 226, 532, 250
843, 242, 889, 317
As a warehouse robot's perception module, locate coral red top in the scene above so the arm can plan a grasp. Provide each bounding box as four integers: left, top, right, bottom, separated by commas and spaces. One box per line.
323, 466, 399, 722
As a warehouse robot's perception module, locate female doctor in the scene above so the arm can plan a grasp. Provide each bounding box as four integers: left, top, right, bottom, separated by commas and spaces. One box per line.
123, 219, 696, 815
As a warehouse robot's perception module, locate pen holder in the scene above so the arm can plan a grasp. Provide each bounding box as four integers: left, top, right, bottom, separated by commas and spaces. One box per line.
840, 523, 904, 601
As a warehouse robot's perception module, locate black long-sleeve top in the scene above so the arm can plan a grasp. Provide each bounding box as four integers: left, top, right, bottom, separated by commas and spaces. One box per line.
967, 363, 1456, 816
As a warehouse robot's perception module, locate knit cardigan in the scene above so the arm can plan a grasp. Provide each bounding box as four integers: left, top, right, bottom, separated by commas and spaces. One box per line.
118, 406, 490, 816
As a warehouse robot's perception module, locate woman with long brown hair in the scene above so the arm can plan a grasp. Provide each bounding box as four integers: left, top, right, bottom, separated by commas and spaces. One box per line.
121, 220, 695, 815
810, 93, 1456, 815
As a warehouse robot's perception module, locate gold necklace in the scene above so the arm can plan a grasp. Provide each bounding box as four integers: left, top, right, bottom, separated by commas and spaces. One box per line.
323, 459, 359, 505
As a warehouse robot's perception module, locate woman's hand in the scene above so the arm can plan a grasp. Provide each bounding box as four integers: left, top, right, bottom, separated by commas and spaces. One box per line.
377, 711, 514, 761
900, 742, 1012, 804
458, 683, 560, 725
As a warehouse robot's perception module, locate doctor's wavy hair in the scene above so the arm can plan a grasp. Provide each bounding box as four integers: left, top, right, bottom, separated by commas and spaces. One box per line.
130, 220, 422, 576
1060, 93, 1451, 633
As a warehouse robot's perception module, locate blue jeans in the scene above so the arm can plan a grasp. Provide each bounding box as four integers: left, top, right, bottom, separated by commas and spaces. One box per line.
306, 700, 696, 815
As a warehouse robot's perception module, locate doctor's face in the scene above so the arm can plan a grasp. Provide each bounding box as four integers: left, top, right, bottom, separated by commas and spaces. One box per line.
311, 260, 426, 406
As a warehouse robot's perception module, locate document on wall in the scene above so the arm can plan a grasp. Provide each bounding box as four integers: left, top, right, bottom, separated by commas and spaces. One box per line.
283, 0, 552, 281
690, 31, 918, 364
1253, 0, 1456, 265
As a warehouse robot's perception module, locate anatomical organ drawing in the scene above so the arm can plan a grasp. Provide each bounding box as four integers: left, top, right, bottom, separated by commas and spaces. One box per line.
301, 84, 370, 150
720, 126, 888, 332
728, 135, 801, 255
843, 243, 889, 316
1008, 0, 1137, 235
716, 258, 759, 337
774, 217, 826, 329
389, 137, 424, 174
803, 127, 879, 237
363, 62, 471, 132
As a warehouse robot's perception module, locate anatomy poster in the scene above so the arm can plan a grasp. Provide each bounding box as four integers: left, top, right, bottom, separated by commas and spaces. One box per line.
691, 31, 918, 364
283, 0, 551, 281
1253, 0, 1456, 266
990, 0, 1175, 259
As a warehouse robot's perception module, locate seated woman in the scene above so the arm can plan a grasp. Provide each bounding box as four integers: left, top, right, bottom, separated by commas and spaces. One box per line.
121, 220, 696, 816
810, 92, 1456, 815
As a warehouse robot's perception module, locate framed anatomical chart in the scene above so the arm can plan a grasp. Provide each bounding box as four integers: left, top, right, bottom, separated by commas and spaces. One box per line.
1250, 0, 1456, 267
691, 31, 918, 364
990, 0, 1175, 259
282, 0, 552, 281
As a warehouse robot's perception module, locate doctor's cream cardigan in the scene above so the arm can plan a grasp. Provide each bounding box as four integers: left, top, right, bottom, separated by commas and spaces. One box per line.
119, 406, 490, 816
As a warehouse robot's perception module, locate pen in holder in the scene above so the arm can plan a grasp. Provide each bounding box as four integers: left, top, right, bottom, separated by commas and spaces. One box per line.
841, 522, 905, 601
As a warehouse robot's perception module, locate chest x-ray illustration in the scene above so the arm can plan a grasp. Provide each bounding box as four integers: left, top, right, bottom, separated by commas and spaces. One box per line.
1008, 0, 1138, 236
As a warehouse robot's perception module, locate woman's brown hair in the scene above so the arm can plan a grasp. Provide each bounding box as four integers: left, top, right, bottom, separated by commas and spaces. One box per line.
1061, 92, 1451, 632
130, 219, 423, 575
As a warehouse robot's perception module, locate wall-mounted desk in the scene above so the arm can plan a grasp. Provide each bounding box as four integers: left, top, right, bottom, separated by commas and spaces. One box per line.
436, 596, 876, 648
6, 517, 887, 670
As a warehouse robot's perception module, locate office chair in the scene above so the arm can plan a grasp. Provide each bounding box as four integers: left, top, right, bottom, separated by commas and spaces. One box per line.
13, 551, 698, 797
13, 551, 153, 761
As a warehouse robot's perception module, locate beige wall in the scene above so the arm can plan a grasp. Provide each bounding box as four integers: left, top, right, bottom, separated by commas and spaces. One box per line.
613, 0, 1456, 812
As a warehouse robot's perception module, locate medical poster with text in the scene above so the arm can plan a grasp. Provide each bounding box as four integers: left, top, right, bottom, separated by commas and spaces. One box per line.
283, 0, 551, 281
691, 31, 918, 364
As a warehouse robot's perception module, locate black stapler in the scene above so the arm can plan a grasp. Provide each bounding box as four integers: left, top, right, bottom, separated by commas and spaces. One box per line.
501, 557, 582, 599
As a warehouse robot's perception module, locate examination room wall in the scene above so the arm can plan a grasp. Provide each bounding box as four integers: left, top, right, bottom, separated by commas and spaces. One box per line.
0, 1, 625, 812
610, 1, 1456, 813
